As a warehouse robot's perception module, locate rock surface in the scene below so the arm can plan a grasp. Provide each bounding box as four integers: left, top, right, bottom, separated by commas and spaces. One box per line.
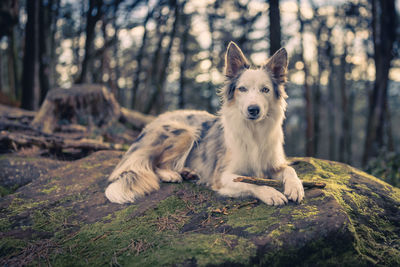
0, 152, 399, 266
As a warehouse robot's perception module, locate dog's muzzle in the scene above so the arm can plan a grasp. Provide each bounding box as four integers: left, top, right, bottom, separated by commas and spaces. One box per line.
247, 105, 260, 120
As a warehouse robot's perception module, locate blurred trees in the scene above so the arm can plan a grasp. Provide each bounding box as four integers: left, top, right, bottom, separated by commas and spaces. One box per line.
21, 0, 40, 110
363, 0, 397, 166
269, 0, 281, 55
0, 0, 399, 178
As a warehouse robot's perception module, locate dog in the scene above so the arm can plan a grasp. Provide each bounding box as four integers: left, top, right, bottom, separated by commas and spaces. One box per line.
105, 42, 304, 206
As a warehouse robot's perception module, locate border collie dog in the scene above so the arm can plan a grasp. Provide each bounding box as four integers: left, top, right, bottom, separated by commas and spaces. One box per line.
105, 42, 304, 206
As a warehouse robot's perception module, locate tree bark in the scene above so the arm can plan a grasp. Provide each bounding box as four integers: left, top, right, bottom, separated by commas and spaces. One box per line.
362, 0, 396, 166
49, 0, 60, 92
76, 0, 103, 84
178, 14, 189, 109
269, 0, 281, 56
313, 23, 323, 156
0, 0, 18, 39
21, 0, 40, 110
297, 0, 314, 157
111, 0, 122, 101
131, 2, 154, 109
338, 47, 348, 163
327, 40, 336, 161
39, 0, 52, 104
145, 0, 182, 114
0, 131, 125, 152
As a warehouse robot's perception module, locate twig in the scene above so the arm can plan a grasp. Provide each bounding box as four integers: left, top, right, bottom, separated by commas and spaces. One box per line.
233, 176, 326, 189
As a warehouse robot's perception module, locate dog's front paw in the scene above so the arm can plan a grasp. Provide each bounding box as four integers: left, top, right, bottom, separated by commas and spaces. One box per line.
283, 176, 304, 203
256, 186, 288, 206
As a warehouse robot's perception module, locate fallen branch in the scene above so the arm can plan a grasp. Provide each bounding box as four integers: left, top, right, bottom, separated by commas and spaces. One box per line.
233, 176, 326, 189
0, 131, 125, 152
119, 107, 155, 130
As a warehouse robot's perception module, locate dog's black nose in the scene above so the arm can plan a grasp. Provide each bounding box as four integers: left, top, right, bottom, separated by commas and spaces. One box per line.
247, 105, 260, 119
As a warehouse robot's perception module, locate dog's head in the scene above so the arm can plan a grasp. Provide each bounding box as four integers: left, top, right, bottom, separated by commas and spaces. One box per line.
221, 42, 288, 122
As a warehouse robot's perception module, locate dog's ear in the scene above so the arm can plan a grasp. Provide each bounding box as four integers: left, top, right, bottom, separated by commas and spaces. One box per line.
264, 48, 288, 84
224, 42, 249, 78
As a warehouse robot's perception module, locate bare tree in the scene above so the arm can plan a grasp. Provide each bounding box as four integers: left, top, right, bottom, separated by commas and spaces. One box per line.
362, 0, 397, 166
145, 0, 183, 114
178, 13, 190, 109
269, 0, 281, 55
297, 0, 314, 156
131, 1, 154, 108
76, 0, 104, 84
38, 0, 53, 103
21, 0, 40, 110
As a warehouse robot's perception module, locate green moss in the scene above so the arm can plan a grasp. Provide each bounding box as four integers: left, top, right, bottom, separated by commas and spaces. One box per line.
32, 206, 77, 233
301, 158, 400, 266
8, 197, 49, 215
41, 185, 59, 194
117, 233, 257, 267
1, 157, 399, 266
226, 205, 278, 233
80, 162, 103, 170
291, 205, 319, 220
0, 237, 27, 258
0, 185, 19, 197
0, 217, 11, 231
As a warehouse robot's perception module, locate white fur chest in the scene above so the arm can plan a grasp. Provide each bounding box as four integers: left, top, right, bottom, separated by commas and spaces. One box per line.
222, 114, 285, 177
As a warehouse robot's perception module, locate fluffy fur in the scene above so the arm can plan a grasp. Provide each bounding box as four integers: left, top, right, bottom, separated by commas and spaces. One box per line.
105, 42, 304, 206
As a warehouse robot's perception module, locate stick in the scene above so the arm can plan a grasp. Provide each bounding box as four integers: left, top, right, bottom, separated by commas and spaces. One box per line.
233, 176, 326, 189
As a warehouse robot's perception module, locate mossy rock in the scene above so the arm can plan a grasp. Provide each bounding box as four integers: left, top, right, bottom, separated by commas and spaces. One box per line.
0, 152, 399, 266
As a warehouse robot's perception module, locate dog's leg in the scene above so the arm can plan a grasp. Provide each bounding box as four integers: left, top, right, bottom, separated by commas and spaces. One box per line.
155, 125, 197, 183
156, 169, 182, 183
218, 172, 288, 206
271, 166, 304, 203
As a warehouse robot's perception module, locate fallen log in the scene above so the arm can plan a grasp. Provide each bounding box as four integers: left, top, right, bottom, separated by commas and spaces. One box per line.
0, 131, 125, 152
0, 104, 36, 121
119, 107, 154, 130
233, 176, 326, 189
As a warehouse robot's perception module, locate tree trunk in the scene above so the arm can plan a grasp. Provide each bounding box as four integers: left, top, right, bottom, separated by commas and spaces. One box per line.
111, 0, 121, 101
145, 0, 182, 114
7, 34, 16, 99
21, 0, 40, 110
76, 0, 103, 84
49, 0, 60, 92
297, 0, 314, 157
269, 0, 281, 56
313, 24, 323, 156
39, 0, 52, 104
0, 0, 19, 39
347, 89, 355, 165
338, 47, 348, 163
144, 13, 167, 111
327, 40, 336, 161
0, 49, 2, 93
206, 0, 219, 112
131, 2, 154, 109
178, 14, 189, 109
362, 0, 396, 166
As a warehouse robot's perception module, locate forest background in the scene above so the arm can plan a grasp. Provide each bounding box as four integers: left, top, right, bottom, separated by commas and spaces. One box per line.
0, 0, 399, 186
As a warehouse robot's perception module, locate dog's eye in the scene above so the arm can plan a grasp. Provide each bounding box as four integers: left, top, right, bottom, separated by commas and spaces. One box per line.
238, 86, 247, 92
261, 87, 270, 93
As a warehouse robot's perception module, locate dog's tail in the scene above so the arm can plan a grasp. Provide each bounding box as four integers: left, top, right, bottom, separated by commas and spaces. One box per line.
105, 141, 160, 204
105, 121, 198, 204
